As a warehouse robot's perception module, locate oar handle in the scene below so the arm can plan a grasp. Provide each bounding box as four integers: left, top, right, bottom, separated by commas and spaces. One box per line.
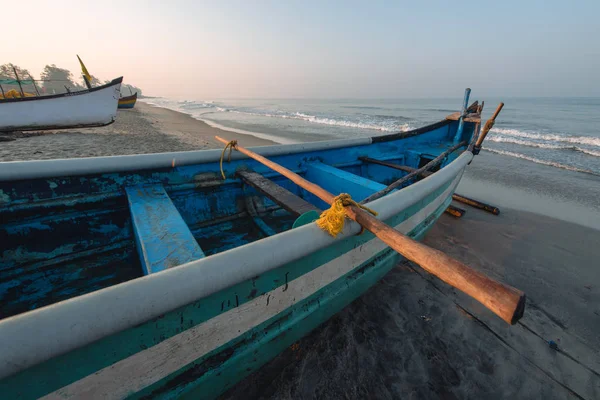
215, 135, 526, 324
349, 208, 525, 324
475, 102, 504, 147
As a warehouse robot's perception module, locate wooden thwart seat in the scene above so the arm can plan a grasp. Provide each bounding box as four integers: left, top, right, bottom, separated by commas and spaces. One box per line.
237, 170, 321, 217
126, 185, 205, 275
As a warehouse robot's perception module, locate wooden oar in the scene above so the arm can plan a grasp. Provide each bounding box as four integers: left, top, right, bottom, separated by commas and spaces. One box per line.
215, 136, 526, 324
473, 102, 504, 153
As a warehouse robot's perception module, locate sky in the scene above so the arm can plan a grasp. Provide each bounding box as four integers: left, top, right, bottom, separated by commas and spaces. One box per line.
5, 0, 600, 99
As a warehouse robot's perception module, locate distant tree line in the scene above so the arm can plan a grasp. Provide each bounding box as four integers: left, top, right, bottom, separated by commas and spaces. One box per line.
0, 63, 142, 97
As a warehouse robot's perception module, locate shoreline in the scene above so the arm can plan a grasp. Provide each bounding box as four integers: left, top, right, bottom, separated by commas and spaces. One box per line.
141, 100, 297, 145
138, 101, 279, 148
0, 102, 276, 162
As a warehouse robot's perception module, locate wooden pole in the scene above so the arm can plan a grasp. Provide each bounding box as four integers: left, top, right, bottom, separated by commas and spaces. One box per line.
445, 204, 466, 218
215, 136, 525, 324
359, 157, 432, 176
467, 100, 484, 152
28, 74, 40, 96
0, 84, 5, 97
452, 194, 500, 215
474, 102, 504, 153
468, 121, 482, 153
361, 141, 467, 204
11, 66, 25, 97
358, 158, 499, 215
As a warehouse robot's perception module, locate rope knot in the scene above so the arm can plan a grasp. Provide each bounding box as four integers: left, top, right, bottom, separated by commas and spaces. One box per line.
219, 140, 238, 179
316, 193, 378, 237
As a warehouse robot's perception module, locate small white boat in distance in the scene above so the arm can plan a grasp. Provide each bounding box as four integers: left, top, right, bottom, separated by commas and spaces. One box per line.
0, 77, 122, 132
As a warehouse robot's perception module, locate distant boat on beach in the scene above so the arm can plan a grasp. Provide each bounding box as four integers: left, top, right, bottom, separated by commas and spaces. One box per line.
0, 90, 524, 399
0, 56, 123, 132
118, 91, 138, 109
0, 77, 123, 132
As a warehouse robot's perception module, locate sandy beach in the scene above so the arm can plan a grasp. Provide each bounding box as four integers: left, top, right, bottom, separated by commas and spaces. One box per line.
0, 102, 275, 162
2, 102, 599, 399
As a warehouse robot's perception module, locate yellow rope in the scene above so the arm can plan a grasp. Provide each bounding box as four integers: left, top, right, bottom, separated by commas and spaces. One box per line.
316, 193, 378, 237
219, 140, 237, 179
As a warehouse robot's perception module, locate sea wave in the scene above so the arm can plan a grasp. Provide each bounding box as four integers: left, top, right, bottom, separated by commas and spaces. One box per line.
483, 148, 599, 176
340, 106, 386, 110
291, 112, 410, 132
491, 128, 600, 148
486, 136, 600, 157
215, 108, 411, 132
579, 148, 600, 157
179, 102, 214, 110
198, 117, 296, 144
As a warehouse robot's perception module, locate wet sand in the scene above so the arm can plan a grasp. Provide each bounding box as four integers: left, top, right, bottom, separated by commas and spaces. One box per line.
2, 104, 598, 399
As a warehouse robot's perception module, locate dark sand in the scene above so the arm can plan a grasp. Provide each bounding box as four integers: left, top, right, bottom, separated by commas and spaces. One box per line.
2, 103, 598, 399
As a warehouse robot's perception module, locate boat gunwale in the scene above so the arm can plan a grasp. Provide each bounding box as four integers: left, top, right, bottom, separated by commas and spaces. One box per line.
0, 118, 451, 182
119, 92, 138, 102
0, 77, 123, 104
0, 150, 473, 381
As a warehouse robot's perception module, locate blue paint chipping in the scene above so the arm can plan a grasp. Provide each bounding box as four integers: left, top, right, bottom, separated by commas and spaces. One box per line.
126, 185, 205, 274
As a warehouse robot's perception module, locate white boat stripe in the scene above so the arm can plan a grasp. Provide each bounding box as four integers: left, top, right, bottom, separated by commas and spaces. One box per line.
43, 174, 461, 399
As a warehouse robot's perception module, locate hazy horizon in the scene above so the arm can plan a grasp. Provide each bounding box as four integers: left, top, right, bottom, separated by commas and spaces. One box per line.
6, 0, 599, 100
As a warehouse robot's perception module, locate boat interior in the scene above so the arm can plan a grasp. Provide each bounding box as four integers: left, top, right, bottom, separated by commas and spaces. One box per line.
0, 117, 476, 320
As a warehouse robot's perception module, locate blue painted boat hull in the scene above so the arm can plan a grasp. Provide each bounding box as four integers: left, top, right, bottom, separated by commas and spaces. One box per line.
0, 111, 477, 398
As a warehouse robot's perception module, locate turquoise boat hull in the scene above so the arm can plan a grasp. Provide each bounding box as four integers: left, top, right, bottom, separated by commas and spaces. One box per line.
0, 109, 477, 398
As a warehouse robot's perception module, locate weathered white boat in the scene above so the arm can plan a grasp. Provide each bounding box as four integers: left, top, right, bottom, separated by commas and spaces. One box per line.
0, 91, 523, 399
0, 77, 122, 132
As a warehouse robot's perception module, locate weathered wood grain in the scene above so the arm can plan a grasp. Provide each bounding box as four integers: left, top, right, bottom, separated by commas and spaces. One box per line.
237, 170, 320, 217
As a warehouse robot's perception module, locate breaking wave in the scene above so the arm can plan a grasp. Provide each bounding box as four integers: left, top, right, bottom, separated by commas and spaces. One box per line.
486, 136, 600, 157
217, 108, 411, 132
491, 128, 600, 148
483, 148, 599, 176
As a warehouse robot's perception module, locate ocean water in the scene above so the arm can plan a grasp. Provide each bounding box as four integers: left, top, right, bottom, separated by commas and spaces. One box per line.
144, 97, 600, 176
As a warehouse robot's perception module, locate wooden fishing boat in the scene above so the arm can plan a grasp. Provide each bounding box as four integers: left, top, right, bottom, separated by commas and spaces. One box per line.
0, 91, 523, 399
118, 92, 138, 109
0, 77, 123, 132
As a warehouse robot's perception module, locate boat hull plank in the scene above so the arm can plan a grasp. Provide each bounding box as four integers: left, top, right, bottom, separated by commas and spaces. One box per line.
126, 185, 205, 275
